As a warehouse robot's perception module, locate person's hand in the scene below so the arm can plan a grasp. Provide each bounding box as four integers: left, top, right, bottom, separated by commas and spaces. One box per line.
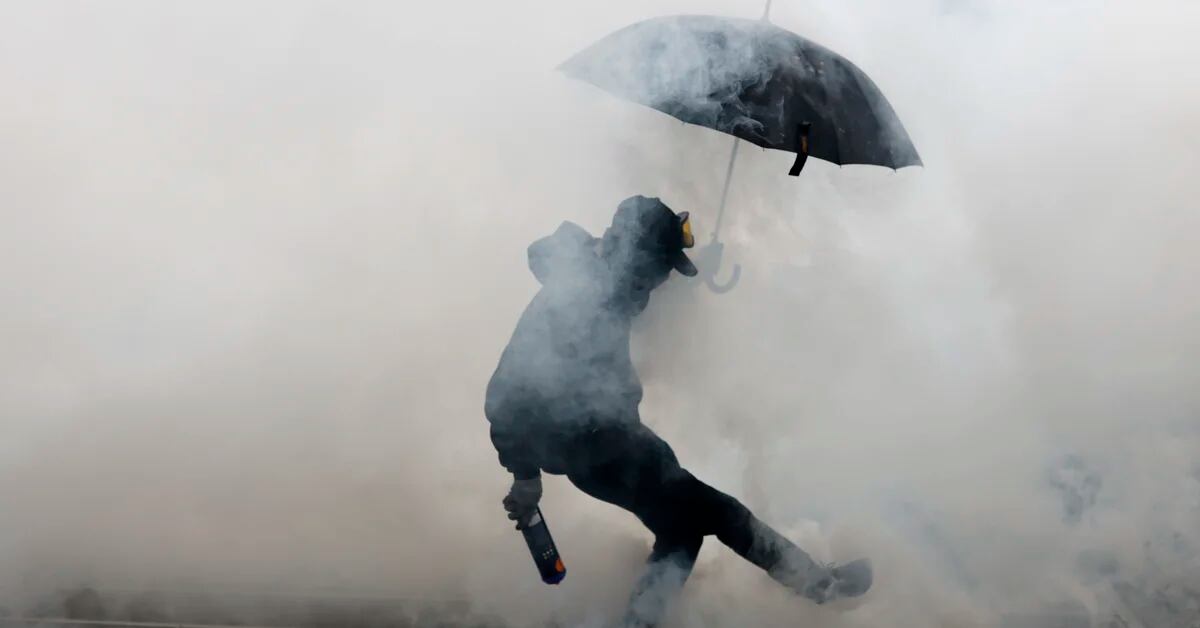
502, 476, 542, 526
693, 240, 725, 277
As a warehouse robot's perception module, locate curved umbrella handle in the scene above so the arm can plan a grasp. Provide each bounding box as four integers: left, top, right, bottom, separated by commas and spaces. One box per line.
696, 239, 742, 294
706, 262, 741, 294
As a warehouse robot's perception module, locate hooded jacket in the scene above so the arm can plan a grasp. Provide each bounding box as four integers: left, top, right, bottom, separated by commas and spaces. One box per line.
484, 221, 646, 478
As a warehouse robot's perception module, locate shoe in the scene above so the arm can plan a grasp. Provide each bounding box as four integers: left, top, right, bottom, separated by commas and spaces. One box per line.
804, 558, 872, 604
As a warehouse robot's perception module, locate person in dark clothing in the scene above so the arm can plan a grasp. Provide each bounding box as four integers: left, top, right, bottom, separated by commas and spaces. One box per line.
485, 195, 871, 626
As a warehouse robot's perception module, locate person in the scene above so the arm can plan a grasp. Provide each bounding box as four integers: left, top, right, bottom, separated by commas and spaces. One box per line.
484, 195, 871, 626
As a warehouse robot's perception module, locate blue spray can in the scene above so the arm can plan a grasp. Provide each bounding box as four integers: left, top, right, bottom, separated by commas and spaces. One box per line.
519, 507, 566, 585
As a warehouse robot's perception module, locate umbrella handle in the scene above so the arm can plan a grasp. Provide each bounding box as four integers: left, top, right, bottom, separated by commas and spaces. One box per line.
706, 262, 742, 294
696, 239, 741, 294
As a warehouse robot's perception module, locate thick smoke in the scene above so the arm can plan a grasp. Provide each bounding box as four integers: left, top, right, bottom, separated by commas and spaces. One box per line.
0, 0, 1197, 626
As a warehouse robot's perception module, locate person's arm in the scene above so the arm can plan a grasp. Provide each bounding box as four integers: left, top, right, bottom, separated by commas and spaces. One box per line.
489, 421, 541, 480
490, 421, 542, 523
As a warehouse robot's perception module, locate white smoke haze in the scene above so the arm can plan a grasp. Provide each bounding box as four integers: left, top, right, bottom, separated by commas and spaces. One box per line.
1, 0, 1197, 626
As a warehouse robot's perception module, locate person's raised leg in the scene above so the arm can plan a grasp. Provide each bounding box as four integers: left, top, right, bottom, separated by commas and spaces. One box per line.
663, 469, 873, 604
565, 424, 870, 612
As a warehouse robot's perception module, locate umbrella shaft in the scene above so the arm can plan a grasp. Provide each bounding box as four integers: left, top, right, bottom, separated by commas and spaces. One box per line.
712, 138, 740, 240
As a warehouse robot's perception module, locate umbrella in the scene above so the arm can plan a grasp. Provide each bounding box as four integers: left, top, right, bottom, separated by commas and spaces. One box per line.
560, 8, 921, 291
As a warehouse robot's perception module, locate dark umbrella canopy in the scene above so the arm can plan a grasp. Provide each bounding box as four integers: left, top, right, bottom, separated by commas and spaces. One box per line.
560, 15, 922, 170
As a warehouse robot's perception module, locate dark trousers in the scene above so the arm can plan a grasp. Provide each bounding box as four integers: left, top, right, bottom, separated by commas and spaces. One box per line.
560, 424, 822, 627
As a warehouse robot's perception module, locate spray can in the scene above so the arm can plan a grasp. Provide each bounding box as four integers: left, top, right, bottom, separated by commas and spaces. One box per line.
520, 507, 566, 585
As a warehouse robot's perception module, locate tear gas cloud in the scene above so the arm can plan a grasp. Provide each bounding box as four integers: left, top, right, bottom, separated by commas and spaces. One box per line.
0, 0, 1197, 626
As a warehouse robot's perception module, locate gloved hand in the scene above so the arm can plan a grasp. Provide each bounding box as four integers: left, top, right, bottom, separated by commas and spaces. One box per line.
502, 476, 542, 526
